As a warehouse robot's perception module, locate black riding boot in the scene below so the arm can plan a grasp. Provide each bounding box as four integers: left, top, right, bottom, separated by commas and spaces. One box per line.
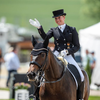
77, 81, 84, 100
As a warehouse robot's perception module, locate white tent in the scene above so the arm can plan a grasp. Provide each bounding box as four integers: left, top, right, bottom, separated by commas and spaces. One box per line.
79, 22, 100, 87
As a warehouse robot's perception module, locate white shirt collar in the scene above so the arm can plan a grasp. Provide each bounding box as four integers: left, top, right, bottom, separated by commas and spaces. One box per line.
58, 24, 66, 32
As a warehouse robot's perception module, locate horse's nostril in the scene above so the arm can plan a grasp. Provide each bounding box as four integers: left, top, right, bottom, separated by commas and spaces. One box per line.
32, 72, 36, 76
27, 73, 32, 78
27, 72, 36, 79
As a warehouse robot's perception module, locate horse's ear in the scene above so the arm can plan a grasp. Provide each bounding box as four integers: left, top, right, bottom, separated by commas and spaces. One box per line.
31, 35, 37, 47
43, 36, 49, 48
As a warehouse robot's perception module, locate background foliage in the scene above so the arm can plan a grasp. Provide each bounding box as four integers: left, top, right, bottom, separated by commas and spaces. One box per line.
0, 0, 98, 32
82, 0, 100, 21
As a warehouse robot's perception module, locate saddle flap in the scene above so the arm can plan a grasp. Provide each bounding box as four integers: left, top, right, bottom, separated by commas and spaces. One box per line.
68, 64, 81, 86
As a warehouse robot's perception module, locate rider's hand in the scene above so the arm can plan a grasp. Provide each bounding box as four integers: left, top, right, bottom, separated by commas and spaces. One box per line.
60, 49, 68, 57
29, 18, 41, 29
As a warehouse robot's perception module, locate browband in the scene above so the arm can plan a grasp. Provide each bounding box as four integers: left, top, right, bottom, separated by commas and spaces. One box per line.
32, 48, 48, 51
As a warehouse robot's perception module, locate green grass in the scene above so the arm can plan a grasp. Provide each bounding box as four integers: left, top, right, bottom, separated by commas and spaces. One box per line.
89, 96, 100, 100
0, 96, 100, 100
0, 88, 9, 91
0, 0, 97, 32
0, 99, 14, 100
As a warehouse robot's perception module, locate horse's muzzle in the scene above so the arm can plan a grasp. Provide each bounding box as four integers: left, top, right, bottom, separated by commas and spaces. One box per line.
27, 71, 36, 81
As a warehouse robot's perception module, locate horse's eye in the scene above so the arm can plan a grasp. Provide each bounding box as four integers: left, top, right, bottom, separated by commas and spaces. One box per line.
41, 53, 45, 57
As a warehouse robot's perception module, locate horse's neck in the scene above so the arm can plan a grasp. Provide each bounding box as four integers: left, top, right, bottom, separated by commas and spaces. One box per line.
45, 50, 63, 80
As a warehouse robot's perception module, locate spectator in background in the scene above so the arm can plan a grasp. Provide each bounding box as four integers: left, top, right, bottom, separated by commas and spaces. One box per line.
90, 52, 96, 74
0, 49, 2, 77
0, 49, 2, 61
3, 47, 20, 87
82, 50, 96, 84
82, 49, 90, 68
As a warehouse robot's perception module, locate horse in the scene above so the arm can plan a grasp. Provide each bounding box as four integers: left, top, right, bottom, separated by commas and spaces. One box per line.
27, 35, 90, 100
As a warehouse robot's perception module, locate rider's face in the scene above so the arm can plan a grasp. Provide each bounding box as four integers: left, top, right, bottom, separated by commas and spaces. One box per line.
55, 15, 65, 25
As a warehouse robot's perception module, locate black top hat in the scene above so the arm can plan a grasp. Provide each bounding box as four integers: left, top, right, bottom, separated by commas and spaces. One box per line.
52, 9, 66, 18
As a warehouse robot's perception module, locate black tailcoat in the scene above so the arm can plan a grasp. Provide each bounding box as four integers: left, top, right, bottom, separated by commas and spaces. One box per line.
38, 24, 80, 57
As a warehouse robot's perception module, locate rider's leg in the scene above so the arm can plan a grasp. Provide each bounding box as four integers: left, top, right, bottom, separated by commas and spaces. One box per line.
77, 81, 84, 100
64, 55, 84, 100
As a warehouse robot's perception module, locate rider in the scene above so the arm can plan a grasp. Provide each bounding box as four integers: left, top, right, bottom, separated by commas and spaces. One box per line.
29, 9, 84, 100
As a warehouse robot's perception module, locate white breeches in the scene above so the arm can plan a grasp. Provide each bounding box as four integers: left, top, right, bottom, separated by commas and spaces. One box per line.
54, 51, 84, 82
64, 55, 84, 82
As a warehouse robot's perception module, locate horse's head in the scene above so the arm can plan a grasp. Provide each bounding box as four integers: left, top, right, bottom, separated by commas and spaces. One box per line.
27, 35, 49, 83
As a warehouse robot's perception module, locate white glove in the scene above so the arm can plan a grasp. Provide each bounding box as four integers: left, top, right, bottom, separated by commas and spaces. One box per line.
60, 49, 68, 57
29, 18, 41, 28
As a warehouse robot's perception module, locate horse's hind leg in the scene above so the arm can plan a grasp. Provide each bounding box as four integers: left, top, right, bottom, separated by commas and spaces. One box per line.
82, 70, 90, 100
84, 91, 89, 100
83, 81, 90, 100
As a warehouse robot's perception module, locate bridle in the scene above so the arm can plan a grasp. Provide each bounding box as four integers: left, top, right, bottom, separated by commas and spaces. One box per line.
29, 47, 66, 87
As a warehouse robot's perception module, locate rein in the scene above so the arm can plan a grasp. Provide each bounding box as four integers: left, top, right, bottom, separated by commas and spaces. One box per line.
39, 64, 66, 86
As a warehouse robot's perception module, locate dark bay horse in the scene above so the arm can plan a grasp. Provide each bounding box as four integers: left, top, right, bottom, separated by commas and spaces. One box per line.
27, 36, 90, 100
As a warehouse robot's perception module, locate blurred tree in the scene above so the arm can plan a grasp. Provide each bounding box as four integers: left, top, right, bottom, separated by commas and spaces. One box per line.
82, 0, 100, 21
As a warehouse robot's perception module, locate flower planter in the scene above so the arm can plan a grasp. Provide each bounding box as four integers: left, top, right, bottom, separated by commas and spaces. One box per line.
15, 89, 29, 100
